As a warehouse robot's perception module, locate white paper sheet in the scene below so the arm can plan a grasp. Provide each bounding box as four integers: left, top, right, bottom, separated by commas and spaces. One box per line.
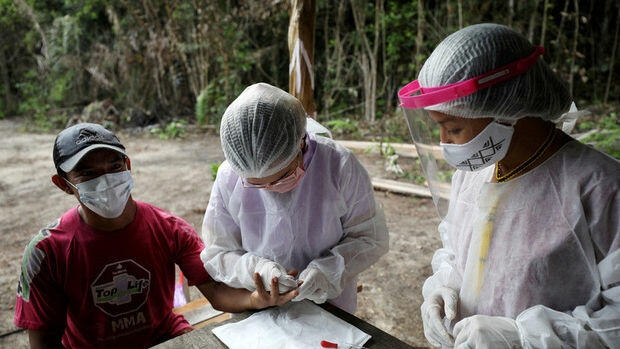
212, 301, 371, 349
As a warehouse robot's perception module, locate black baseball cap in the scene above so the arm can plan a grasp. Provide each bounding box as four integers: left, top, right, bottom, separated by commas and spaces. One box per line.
53, 123, 126, 172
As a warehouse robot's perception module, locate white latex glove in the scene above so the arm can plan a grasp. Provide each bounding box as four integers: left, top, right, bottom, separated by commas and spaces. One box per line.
421, 286, 458, 347
453, 315, 520, 349
254, 259, 297, 293
292, 267, 329, 304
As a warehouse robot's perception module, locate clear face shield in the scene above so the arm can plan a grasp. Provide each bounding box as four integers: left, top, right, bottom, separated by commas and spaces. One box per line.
398, 46, 545, 218
401, 106, 453, 217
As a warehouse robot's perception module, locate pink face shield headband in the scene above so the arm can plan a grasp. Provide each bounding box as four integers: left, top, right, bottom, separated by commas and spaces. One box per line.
398, 46, 545, 109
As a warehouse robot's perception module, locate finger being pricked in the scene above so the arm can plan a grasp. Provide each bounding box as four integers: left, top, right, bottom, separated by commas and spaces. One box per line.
252, 272, 298, 308
253, 272, 267, 293
287, 269, 299, 278
270, 276, 299, 305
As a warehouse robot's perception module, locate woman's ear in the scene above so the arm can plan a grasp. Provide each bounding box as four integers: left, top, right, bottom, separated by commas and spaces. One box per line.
52, 174, 74, 195
126, 156, 132, 171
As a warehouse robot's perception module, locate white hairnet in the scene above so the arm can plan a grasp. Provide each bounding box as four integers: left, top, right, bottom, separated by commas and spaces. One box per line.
220, 83, 307, 178
418, 23, 572, 121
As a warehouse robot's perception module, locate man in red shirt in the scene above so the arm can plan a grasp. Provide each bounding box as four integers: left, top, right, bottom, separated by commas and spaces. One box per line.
14, 123, 297, 348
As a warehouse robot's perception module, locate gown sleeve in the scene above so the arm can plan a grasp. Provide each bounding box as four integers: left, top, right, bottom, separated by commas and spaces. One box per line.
200, 163, 263, 290
304, 154, 389, 298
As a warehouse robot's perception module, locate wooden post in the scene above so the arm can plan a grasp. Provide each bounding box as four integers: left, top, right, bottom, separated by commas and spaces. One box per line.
288, 0, 317, 118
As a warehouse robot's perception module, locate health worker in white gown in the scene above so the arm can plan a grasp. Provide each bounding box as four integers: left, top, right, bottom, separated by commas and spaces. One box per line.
398, 23, 620, 348
201, 83, 389, 314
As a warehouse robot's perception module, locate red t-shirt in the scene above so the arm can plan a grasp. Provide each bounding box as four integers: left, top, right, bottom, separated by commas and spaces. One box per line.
14, 201, 212, 348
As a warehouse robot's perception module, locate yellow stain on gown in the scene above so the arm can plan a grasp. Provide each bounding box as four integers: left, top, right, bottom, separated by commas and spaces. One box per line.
476, 196, 499, 295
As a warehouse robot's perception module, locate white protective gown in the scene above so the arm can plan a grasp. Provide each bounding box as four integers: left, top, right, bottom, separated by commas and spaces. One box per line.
201, 132, 389, 313
423, 140, 620, 348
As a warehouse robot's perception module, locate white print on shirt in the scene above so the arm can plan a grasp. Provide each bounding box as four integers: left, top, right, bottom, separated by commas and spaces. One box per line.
111, 311, 147, 332
17, 221, 57, 302
91, 259, 151, 317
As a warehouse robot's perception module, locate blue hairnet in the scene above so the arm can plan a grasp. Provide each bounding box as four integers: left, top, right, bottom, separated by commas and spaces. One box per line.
418, 23, 572, 121
220, 83, 307, 178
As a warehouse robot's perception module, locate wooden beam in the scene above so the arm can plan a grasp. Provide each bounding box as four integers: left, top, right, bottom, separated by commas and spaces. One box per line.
288, 0, 317, 117
336, 140, 419, 157
371, 178, 432, 197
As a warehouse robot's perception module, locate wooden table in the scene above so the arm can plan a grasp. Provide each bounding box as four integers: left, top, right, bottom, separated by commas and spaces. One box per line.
154, 303, 421, 348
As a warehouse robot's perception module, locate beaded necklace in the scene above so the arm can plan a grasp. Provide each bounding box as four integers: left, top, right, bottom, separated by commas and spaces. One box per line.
495, 126, 556, 182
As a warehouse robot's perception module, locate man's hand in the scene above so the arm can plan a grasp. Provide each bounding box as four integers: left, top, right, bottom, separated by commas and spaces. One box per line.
28, 329, 64, 349
249, 272, 298, 309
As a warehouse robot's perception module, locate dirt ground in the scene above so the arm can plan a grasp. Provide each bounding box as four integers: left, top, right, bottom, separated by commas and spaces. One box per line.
0, 118, 441, 348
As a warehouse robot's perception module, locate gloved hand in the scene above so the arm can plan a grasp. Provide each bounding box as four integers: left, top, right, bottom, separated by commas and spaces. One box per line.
292, 266, 329, 304
421, 286, 458, 347
254, 259, 297, 294
453, 315, 520, 349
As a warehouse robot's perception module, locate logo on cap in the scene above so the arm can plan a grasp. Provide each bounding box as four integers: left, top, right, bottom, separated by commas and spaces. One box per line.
76, 129, 107, 145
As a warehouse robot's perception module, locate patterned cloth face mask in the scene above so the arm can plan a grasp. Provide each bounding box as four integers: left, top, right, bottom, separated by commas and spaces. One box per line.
440, 121, 514, 171
66, 170, 134, 218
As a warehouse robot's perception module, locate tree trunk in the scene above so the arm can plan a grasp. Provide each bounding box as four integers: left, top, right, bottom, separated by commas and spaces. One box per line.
568, 0, 579, 96
370, 0, 382, 122
540, 0, 549, 46
15, 0, 48, 62
446, 0, 452, 28
508, 0, 514, 27
288, 0, 317, 118
350, 0, 382, 122
416, 0, 424, 73
458, 0, 463, 28
604, 4, 620, 105
553, 0, 570, 69
527, 0, 540, 42
0, 47, 16, 116
321, 1, 356, 121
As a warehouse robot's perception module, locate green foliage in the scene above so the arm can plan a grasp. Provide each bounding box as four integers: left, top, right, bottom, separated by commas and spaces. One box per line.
195, 89, 208, 126
438, 170, 454, 183
325, 118, 359, 138
204, 81, 232, 126
383, 143, 396, 156
150, 119, 187, 140
3, 0, 619, 130
16, 70, 51, 126
384, 1, 424, 83
579, 112, 620, 159
195, 81, 236, 127
210, 163, 221, 181
377, 115, 411, 143
400, 170, 427, 185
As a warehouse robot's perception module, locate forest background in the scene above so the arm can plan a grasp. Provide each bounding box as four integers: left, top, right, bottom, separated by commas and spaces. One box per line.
1, 0, 619, 157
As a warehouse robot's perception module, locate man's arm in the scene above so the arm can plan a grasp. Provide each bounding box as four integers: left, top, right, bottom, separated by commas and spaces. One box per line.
197, 273, 298, 313
28, 329, 64, 349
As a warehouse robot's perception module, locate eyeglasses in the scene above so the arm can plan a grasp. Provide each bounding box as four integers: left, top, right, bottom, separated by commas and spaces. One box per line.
242, 151, 304, 190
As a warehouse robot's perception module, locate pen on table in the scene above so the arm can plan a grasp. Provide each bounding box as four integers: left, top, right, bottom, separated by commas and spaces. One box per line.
320, 339, 368, 348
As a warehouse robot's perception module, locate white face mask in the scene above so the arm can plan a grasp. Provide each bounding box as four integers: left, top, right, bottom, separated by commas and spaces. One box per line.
67, 171, 134, 218
440, 121, 514, 171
